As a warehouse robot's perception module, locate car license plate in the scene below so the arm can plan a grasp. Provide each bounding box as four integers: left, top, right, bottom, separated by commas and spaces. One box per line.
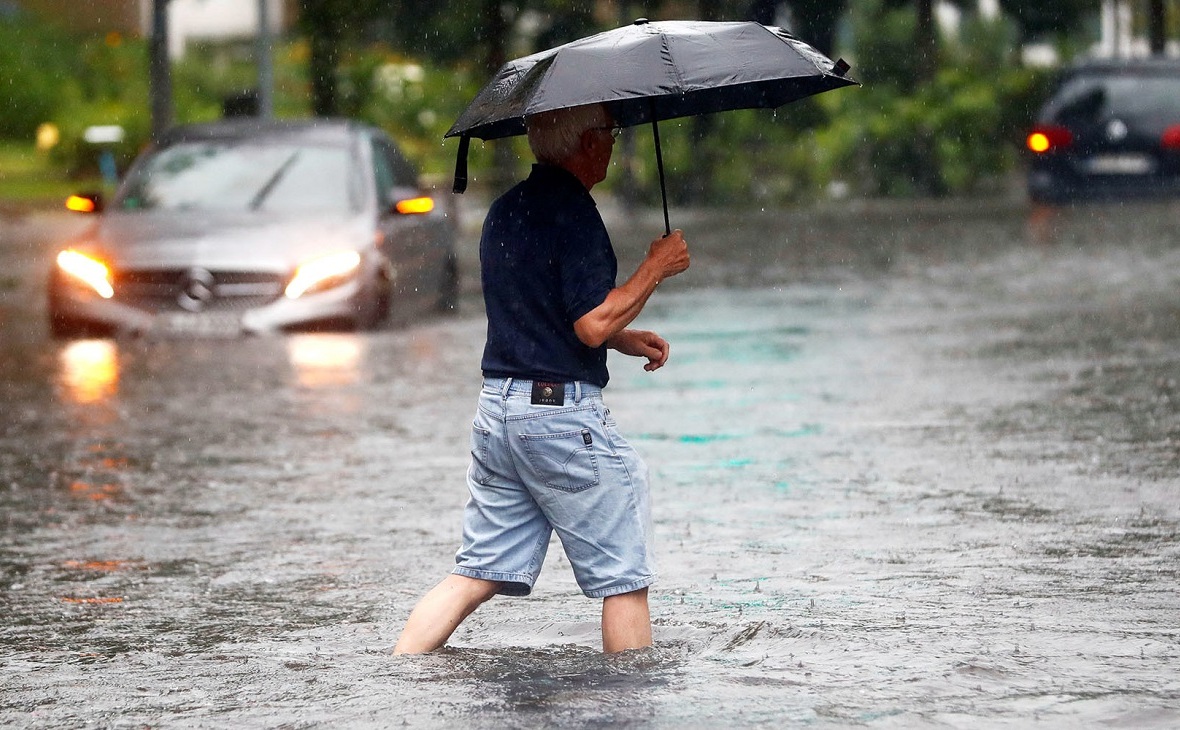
1083, 154, 1155, 175
154, 311, 242, 337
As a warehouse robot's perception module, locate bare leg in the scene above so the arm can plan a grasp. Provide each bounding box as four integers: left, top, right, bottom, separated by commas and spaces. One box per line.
393, 574, 502, 655
601, 587, 652, 653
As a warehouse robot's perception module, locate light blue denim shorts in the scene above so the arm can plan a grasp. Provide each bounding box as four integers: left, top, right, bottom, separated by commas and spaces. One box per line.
453, 378, 655, 598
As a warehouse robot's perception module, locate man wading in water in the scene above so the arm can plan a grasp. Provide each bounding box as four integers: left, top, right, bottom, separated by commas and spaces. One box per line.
393, 102, 690, 654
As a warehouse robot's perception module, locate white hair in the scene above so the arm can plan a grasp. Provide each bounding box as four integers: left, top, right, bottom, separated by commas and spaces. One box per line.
525, 104, 610, 165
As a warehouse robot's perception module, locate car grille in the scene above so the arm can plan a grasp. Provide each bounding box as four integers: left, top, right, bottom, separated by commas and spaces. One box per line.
113, 269, 286, 313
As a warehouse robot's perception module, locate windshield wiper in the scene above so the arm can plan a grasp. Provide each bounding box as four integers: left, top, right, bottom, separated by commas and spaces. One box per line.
248, 151, 301, 210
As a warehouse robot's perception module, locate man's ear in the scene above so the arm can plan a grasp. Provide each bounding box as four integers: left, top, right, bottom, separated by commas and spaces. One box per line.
578, 129, 597, 154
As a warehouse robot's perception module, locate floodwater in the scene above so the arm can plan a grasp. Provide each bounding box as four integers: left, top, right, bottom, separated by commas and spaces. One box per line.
1, 198, 1178, 728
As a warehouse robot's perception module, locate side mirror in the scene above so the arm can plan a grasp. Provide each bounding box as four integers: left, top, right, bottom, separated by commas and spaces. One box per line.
387, 187, 435, 216
65, 192, 104, 214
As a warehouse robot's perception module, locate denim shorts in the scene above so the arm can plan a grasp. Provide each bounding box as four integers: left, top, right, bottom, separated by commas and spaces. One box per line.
452, 378, 655, 598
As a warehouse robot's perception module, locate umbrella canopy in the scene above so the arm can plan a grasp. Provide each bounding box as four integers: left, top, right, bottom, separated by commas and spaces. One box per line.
447, 18, 858, 231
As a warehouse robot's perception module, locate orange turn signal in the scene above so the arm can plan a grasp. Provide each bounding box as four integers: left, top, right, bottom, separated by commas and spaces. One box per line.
1026, 125, 1072, 154
1027, 132, 1051, 154
395, 196, 435, 215
65, 195, 97, 213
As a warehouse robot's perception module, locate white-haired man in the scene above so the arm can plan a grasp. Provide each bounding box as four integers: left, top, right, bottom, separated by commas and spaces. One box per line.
394, 103, 689, 654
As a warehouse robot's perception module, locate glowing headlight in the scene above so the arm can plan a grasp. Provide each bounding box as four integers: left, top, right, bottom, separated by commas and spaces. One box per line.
285, 251, 362, 299
56, 250, 114, 299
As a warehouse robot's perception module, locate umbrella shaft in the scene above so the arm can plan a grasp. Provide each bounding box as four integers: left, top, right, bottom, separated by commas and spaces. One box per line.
651, 116, 671, 237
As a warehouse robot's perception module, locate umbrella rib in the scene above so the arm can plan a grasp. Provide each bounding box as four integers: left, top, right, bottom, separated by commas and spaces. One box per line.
657, 29, 688, 92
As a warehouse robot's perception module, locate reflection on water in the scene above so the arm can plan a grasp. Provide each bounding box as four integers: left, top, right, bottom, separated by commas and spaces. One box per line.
62, 559, 145, 572
286, 334, 366, 389
57, 339, 119, 405
1025, 203, 1061, 246
67, 479, 121, 502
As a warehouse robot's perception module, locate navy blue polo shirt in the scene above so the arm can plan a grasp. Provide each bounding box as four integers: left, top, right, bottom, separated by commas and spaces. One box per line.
480, 164, 617, 388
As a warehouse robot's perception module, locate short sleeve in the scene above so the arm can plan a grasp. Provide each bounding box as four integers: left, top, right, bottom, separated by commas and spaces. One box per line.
557, 210, 615, 324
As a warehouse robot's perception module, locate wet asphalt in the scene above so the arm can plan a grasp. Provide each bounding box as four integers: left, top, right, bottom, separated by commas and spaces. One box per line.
1, 195, 1178, 728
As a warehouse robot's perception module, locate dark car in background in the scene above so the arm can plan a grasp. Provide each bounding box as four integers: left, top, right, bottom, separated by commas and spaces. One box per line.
49, 119, 458, 338
1026, 59, 1180, 204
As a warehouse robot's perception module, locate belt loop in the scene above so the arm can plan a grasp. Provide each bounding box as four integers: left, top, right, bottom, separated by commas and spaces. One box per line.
574, 381, 582, 404
501, 378, 513, 399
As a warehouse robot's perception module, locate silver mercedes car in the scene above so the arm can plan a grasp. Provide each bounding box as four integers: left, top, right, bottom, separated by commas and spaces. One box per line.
49, 119, 458, 337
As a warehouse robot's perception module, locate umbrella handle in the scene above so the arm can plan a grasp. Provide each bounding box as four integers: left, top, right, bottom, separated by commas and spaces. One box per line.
453, 135, 470, 194
650, 116, 671, 237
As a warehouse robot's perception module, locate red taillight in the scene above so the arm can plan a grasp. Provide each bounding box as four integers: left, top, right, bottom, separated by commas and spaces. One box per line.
1027, 125, 1073, 154
1162, 124, 1180, 150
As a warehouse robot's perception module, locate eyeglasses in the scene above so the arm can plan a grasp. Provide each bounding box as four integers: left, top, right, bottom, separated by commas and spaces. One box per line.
593, 125, 623, 139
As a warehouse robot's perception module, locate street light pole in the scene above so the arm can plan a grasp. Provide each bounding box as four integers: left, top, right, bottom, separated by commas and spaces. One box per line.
256, 0, 274, 119
149, 0, 173, 141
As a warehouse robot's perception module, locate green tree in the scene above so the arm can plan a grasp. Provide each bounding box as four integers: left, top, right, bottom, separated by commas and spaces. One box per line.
879, 0, 942, 82
996, 0, 1100, 44
785, 0, 848, 56
297, 0, 386, 115
0, 12, 76, 139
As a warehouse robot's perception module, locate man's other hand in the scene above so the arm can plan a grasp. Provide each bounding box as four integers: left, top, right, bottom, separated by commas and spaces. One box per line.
607, 329, 670, 371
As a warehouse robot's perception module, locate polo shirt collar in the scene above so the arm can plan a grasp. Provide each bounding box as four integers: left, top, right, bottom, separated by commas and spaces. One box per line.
529, 163, 597, 207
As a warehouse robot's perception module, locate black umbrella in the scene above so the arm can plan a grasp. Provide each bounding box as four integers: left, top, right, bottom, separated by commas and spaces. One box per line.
446, 18, 858, 234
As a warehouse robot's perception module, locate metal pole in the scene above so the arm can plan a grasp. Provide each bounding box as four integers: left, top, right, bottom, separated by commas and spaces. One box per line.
149, 0, 173, 141
256, 0, 274, 118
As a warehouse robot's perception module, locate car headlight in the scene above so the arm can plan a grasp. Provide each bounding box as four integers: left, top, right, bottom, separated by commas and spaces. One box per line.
56, 250, 114, 299
284, 251, 362, 299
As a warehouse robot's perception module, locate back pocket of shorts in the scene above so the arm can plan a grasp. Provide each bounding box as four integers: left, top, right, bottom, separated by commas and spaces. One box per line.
521, 429, 600, 493
469, 423, 493, 485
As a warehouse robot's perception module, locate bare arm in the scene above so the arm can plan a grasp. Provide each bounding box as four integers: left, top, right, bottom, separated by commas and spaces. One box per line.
573, 229, 689, 348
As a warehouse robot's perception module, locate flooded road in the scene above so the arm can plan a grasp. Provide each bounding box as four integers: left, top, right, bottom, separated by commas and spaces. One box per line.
1, 199, 1178, 727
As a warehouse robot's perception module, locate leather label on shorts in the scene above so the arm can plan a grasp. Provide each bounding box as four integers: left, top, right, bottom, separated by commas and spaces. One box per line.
531, 381, 565, 406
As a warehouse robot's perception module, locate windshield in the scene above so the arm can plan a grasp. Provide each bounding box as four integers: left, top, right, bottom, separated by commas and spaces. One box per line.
1044, 73, 1180, 123
117, 140, 364, 214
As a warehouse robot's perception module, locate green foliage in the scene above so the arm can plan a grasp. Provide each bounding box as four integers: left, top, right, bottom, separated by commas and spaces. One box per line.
0, 14, 77, 138
343, 48, 493, 177
997, 0, 1101, 39
787, 0, 850, 55
0, 140, 103, 205
806, 0, 1055, 197
172, 38, 327, 122
44, 36, 152, 178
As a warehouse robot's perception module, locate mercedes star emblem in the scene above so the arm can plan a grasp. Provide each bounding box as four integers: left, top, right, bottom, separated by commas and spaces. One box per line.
177, 268, 216, 312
